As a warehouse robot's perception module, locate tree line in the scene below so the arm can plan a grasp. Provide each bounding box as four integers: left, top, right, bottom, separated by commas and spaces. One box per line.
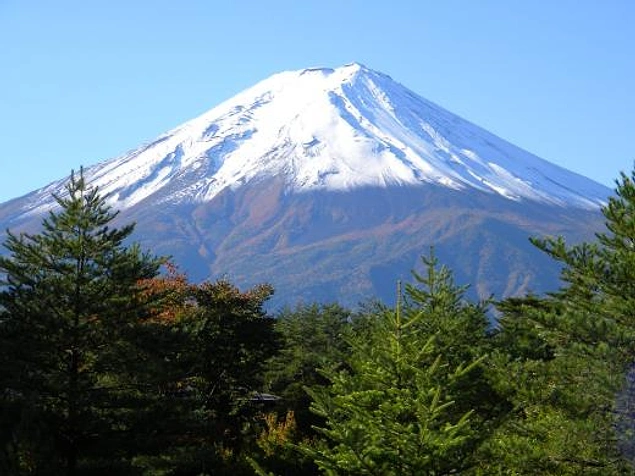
1, 168, 635, 474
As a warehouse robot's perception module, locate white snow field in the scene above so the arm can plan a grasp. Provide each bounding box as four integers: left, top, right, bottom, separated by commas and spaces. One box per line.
23, 63, 609, 215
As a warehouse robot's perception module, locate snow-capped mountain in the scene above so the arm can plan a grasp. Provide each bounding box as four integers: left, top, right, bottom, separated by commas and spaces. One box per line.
0, 63, 612, 307
18, 62, 607, 218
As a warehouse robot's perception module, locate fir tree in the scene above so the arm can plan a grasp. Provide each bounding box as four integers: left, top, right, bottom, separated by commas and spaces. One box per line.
301, 252, 494, 475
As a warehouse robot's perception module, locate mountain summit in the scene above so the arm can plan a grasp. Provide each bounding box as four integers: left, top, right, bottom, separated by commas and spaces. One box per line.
0, 64, 611, 307
19, 63, 606, 218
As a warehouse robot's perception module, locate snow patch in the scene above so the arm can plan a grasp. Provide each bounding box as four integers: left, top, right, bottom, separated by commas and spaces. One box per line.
19, 63, 610, 215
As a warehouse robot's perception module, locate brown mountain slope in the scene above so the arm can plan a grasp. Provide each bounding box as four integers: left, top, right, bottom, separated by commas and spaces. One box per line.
119, 180, 604, 308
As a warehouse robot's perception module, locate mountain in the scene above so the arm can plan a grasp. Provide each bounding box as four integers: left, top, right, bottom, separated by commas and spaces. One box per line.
0, 63, 611, 308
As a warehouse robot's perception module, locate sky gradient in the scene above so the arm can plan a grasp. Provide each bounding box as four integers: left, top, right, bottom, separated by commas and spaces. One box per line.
1, 0, 633, 203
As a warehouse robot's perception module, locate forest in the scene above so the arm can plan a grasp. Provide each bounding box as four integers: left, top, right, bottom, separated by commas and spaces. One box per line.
1, 168, 635, 475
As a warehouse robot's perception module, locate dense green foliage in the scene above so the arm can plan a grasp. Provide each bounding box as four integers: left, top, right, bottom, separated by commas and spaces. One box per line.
0, 173, 277, 475
299, 255, 495, 475
475, 170, 635, 474
0, 171, 164, 474
128, 276, 277, 475
2, 167, 635, 474
266, 303, 352, 432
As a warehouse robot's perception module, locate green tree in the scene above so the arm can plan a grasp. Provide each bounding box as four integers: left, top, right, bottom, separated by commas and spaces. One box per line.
301, 253, 495, 475
188, 279, 276, 453
266, 303, 352, 433
479, 169, 635, 474
252, 303, 352, 475
0, 170, 163, 475
482, 298, 627, 474
530, 169, 635, 352
129, 276, 278, 475
531, 170, 635, 471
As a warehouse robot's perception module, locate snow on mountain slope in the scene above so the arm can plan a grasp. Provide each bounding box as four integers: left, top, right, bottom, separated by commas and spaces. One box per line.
21, 62, 609, 215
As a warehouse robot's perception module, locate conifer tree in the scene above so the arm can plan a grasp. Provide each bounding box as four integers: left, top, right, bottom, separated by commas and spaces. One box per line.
533, 169, 635, 466
484, 299, 628, 474
0, 170, 163, 475
301, 253, 494, 475
252, 303, 352, 474
482, 169, 635, 473
529, 169, 635, 357
265, 303, 352, 432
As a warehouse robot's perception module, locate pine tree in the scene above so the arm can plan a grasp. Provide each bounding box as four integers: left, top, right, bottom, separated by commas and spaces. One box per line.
530, 169, 635, 357
480, 169, 635, 474
0, 170, 163, 475
483, 298, 628, 474
533, 169, 635, 467
301, 253, 494, 475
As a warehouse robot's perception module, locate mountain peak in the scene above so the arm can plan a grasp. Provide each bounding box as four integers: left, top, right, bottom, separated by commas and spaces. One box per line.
0, 64, 612, 308
299, 62, 368, 76
336, 61, 371, 77
17, 63, 610, 215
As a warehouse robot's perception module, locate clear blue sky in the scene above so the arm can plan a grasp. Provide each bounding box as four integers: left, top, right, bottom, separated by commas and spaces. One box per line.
1, 0, 633, 203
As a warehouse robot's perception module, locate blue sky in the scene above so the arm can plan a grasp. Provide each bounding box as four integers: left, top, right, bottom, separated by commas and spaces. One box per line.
1, 0, 633, 203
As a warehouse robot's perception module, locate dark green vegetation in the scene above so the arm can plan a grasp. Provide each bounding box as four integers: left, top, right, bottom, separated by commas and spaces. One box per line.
1, 168, 635, 475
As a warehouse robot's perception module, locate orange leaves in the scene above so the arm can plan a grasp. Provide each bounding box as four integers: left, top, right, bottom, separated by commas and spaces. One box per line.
137, 262, 194, 324
137, 262, 274, 324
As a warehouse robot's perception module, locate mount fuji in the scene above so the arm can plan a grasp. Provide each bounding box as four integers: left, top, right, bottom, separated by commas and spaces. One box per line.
0, 63, 611, 307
